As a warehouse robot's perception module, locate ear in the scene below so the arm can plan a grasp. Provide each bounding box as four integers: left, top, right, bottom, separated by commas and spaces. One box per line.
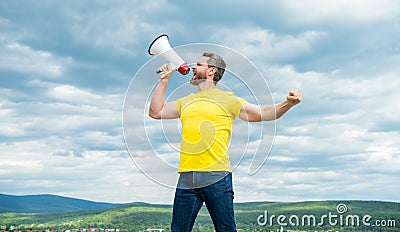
208, 67, 217, 75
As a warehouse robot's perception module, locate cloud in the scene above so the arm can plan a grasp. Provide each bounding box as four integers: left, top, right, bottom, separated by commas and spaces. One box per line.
209, 25, 327, 63
278, 0, 400, 26
0, 0, 399, 204
0, 41, 73, 78
0, 140, 136, 202
46, 84, 103, 105
224, 53, 399, 202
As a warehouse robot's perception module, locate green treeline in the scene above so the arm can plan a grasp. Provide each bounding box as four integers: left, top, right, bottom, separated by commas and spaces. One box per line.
1, 201, 399, 232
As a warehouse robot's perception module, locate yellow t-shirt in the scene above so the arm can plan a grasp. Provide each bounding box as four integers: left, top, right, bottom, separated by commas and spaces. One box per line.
174, 88, 247, 172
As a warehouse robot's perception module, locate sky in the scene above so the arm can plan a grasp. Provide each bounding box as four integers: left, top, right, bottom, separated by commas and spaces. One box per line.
0, 0, 399, 204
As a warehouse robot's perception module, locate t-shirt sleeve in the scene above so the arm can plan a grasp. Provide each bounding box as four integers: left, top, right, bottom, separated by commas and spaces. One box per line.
173, 100, 181, 114
231, 96, 247, 117
174, 95, 191, 116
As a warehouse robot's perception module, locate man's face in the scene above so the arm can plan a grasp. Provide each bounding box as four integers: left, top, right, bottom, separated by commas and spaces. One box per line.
190, 56, 210, 86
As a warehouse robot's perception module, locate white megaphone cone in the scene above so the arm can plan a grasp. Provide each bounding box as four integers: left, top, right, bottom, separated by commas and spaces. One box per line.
148, 34, 190, 75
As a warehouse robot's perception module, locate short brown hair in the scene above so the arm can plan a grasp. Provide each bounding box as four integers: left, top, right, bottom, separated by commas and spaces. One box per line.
203, 52, 226, 84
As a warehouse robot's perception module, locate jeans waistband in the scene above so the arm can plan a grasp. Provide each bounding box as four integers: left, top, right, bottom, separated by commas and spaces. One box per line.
177, 171, 230, 189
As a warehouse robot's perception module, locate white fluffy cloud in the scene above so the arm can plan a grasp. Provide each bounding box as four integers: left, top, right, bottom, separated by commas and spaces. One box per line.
210, 26, 327, 62
0, 41, 73, 78
279, 0, 400, 25
0, 0, 399, 204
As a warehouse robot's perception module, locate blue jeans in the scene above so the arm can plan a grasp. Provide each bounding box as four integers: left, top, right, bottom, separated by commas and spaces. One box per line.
171, 172, 236, 232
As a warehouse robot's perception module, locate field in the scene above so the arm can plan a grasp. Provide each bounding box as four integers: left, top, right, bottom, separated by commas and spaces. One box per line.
1, 201, 399, 232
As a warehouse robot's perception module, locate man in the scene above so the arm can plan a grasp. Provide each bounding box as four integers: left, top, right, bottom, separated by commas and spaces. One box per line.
149, 52, 302, 232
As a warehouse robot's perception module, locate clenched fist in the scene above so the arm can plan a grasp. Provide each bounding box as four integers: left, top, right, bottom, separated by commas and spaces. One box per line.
286, 89, 302, 107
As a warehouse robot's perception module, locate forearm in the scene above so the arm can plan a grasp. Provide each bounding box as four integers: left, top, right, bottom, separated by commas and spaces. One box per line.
149, 79, 168, 119
242, 89, 301, 122
273, 100, 293, 119
261, 100, 292, 121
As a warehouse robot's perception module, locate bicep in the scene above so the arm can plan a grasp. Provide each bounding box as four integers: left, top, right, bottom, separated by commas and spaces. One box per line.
160, 102, 180, 119
239, 103, 262, 122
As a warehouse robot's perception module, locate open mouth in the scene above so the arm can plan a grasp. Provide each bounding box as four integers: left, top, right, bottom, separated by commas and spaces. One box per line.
191, 71, 197, 80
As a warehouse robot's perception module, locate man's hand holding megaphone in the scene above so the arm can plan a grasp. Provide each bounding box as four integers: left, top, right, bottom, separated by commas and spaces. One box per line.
157, 63, 173, 81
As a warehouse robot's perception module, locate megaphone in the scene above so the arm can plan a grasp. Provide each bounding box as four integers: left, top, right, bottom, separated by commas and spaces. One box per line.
148, 34, 190, 75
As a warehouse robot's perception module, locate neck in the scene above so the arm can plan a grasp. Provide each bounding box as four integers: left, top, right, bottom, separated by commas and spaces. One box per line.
197, 80, 216, 91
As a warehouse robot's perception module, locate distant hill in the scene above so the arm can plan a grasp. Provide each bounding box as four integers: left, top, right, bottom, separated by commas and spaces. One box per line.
0, 193, 123, 213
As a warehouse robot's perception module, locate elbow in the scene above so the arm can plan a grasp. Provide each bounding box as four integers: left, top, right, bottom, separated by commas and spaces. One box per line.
240, 114, 262, 122
148, 110, 161, 120
245, 116, 262, 122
